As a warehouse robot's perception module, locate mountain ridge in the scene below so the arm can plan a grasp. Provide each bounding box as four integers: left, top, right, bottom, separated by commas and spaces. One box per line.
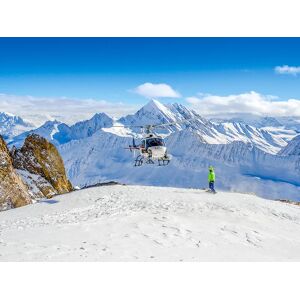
9, 100, 298, 154
4, 100, 300, 202
0, 112, 34, 141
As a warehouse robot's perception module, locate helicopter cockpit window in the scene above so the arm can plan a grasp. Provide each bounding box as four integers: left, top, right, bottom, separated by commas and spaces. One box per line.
146, 138, 164, 147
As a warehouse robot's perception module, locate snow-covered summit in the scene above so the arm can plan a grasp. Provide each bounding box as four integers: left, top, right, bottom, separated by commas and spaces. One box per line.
0, 112, 34, 142
118, 99, 182, 133
10, 113, 113, 147
117, 99, 207, 135
0, 112, 30, 126
53, 112, 113, 144
9, 119, 62, 147
116, 100, 291, 153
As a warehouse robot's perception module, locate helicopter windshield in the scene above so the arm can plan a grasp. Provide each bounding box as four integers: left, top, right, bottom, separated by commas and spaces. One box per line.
146, 138, 164, 147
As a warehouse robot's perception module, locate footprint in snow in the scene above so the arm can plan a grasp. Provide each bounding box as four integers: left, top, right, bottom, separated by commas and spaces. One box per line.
153, 240, 163, 246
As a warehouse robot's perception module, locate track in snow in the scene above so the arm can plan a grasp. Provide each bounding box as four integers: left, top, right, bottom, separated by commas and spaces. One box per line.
1, 185, 300, 261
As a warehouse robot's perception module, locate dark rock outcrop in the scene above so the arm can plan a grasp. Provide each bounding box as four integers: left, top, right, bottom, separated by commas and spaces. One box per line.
11, 134, 73, 199
0, 136, 32, 210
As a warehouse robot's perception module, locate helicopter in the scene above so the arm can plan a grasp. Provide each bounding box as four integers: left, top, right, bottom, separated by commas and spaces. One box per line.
129, 126, 171, 167
113, 119, 193, 167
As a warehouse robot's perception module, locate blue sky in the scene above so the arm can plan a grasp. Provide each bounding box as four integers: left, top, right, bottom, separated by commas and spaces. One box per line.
1, 38, 300, 124
0, 38, 300, 102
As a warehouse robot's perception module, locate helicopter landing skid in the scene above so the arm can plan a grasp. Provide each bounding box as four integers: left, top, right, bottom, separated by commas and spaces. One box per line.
146, 158, 155, 165
134, 155, 170, 167
134, 155, 144, 167
158, 158, 170, 166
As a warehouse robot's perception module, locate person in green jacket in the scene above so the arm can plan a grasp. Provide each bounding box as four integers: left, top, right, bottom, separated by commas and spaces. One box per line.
208, 166, 216, 193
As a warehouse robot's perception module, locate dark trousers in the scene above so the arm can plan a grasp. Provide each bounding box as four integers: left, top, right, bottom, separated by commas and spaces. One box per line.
209, 181, 215, 193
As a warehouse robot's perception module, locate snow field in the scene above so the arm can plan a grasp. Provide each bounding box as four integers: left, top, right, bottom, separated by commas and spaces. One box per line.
1, 185, 300, 261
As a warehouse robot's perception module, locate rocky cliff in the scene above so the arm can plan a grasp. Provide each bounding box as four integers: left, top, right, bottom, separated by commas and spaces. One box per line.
11, 134, 73, 199
0, 136, 32, 210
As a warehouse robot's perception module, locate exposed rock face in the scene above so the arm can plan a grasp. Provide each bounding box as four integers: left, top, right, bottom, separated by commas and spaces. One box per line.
11, 134, 73, 199
0, 136, 32, 210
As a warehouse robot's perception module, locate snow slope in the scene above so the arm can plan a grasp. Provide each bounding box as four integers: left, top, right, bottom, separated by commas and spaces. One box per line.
58, 127, 300, 202
1, 185, 300, 261
279, 135, 300, 156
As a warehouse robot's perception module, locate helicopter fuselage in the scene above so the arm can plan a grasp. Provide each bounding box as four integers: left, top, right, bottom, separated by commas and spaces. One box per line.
140, 134, 167, 158
141, 145, 167, 159
128, 134, 171, 166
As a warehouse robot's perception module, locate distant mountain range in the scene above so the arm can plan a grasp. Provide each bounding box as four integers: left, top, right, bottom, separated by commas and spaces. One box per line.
2, 100, 300, 201
209, 113, 300, 132
10, 113, 113, 147
6, 99, 297, 154
0, 112, 34, 142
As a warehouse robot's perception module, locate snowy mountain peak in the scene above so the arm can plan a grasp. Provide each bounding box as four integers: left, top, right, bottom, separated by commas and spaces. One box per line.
118, 99, 198, 132
0, 111, 16, 119
0, 111, 16, 120
43, 120, 62, 127
143, 98, 164, 110
10, 112, 114, 147
138, 99, 178, 121
0, 111, 14, 117
0, 112, 34, 142
0, 111, 32, 127
118, 99, 178, 129
87, 112, 113, 127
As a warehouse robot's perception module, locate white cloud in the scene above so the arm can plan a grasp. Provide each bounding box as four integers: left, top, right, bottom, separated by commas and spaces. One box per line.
133, 82, 181, 98
274, 65, 300, 76
0, 94, 138, 126
186, 91, 300, 117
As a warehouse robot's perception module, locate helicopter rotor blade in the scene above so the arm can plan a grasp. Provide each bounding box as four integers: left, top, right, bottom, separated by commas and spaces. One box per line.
111, 117, 196, 129
111, 125, 144, 128
149, 117, 197, 128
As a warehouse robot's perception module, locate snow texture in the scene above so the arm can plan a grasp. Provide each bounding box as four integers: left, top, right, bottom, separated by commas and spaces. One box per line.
1, 185, 300, 261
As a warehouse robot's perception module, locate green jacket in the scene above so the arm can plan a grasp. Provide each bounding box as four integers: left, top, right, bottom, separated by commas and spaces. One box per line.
208, 171, 215, 182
